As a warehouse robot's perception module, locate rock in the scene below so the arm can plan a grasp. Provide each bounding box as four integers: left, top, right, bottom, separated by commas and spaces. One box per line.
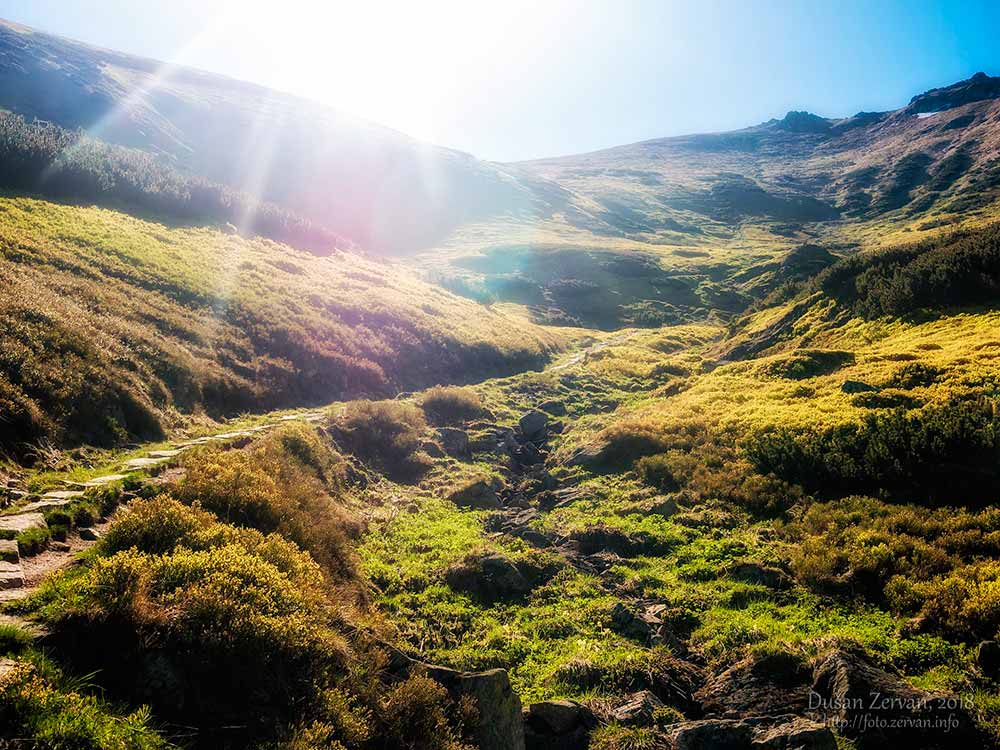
78, 527, 101, 541
695, 651, 812, 718
445, 552, 531, 603
457, 669, 525, 750
610, 602, 664, 643
0, 539, 19, 565
809, 644, 985, 747
726, 561, 792, 590
147, 449, 183, 459
751, 717, 836, 750
0, 560, 24, 590
50, 541, 71, 552
82, 474, 128, 487
524, 700, 596, 750
841, 380, 877, 394
448, 478, 501, 510
510, 441, 545, 467
564, 442, 608, 468
420, 440, 446, 458
611, 690, 665, 726
0, 513, 46, 535
662, 719, 752, 750
519, 410, 549, 441
570, 524, 670, 557
122, 457, 168, 471
978, 640, 1000, 678
538, 400, 567, 416
437, 427, 470, 457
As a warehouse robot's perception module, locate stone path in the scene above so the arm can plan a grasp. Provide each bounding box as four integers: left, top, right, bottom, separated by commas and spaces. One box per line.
0, 410, 326, 605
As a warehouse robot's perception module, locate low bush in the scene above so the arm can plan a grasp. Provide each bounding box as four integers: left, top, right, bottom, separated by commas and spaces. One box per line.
16, 526, 50, 557
0, 661, 168, 750
421, 386, 483, 425
174, 424, 360, 578
336, 400, 430, 480
745, 394, 1000, 504
634, 454, 680, 491
761, 349, 855, 379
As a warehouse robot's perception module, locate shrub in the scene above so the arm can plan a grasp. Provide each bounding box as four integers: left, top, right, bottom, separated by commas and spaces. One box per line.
174, 425, 360, 578
376, 673, 474, 750
421, 386, 483, 425
761, 349, 855, 379
336, 400, 430, 480
17, 526, 50, 557
745, 395, 1000, 504
0, 661, 168, 750
634, 454, 680, 491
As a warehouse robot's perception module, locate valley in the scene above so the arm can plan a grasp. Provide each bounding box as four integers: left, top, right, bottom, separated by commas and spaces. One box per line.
3, 14, 1000, 750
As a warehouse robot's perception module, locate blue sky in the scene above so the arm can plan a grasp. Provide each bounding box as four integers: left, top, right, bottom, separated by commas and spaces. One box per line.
1, 0, 998, 161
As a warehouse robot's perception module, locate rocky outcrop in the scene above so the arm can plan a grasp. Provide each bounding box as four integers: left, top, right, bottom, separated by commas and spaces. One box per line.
808, 645, 985, 748
518, 410, 549, 442
661, 717, 836, 750
696, 651, 812, 718
610, 690, 666, 726
437, 427, 470, 457
662, 719, 752, 749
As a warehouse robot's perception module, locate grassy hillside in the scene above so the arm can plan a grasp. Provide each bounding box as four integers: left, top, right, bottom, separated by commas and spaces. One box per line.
0, 195, 564, 456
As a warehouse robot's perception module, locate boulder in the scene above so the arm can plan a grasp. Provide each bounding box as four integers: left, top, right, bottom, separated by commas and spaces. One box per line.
611, 690, 665, 726
0, 559, 24, 590
445, 552, 531, 603
662, 719, 752, 750
420, 440, 446, 458
448, 478, 501, 510
979, 640, 1000, 679
0, 513, 46, 535
524, 700, 596, 750
538, 400, 567, 416
610, 602, 663, 644
458, 669, 525, 750
78, 527, 101, 542
751, 717, 836, 750
437, 427, 470, 457
696, 651, 812, 718
0, 539, 19, 565
809, 644, 985, 748
519, 410, 549, 441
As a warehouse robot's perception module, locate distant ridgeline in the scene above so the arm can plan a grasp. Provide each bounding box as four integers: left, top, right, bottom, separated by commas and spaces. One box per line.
0, 113, 345, 253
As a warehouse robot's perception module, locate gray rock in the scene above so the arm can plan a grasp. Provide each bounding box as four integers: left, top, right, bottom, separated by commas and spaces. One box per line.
751, 717, 836, 749
611, 690, 665, 726
525, 700, 596, 750
78, 527, 101, 541
458, 669, 525, 750
420, 440, 446, 458
0, 539, 19, 565
0, 513, 46, 534
538, 400, 567, 416
437, 427, 470, 457
519, 410, 549, 440
0, 560, 25, 590
445, 552, 531, 603
662, 719, 752, 750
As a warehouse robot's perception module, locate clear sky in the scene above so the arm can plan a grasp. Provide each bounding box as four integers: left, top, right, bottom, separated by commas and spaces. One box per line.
1, 0, 998, 161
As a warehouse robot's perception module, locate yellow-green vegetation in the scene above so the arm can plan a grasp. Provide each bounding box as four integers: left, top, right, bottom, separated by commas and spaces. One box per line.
0, 195, 564, 456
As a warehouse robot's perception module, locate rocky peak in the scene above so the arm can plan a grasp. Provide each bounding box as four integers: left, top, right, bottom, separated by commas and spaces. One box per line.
775, 110, 832, 134
906, 71, 1000, 114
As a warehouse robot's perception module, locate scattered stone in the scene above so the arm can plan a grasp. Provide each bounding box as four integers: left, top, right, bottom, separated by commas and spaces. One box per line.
662, 719, 751, 750
696, 651, 812, 718
751, 717, 836, 750
611, 690, 665, 726
420, 440, 446, 458
50, 541, 71, 552
978, 640, 1000, 679
82, 474, 128, 487
457, 669, 525, 750
538, 400, 567, 416
519, 410, 549, 441
610, 602, 664, 643
809, 644, 985, 747
448, 478, 502, 510
122, 457, 168, 471
40, 490, 85, 501
841, 379, 877, 394
437, 427, 470, 457
147, 449, 183, 459
0, 557, 24, 590
0, 540, 19, 565
563, 442, 608, 468
78, 528, 101, 542
524, 700, 596, 750
445, 552, 531, 603
0, 513, 46, 535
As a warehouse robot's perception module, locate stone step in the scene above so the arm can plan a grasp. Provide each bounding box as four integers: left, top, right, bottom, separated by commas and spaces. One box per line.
122, 457, 169, 471
0, 540, 24, 590
0, 513, 46, 535
82, 474, 129, 487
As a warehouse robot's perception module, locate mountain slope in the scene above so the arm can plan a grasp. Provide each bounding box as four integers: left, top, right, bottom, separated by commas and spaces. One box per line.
0, 19, 534, 253
0, 195, 564, 455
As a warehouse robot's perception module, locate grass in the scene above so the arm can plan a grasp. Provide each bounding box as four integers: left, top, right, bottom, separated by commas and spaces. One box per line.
0, 194, 565, 456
